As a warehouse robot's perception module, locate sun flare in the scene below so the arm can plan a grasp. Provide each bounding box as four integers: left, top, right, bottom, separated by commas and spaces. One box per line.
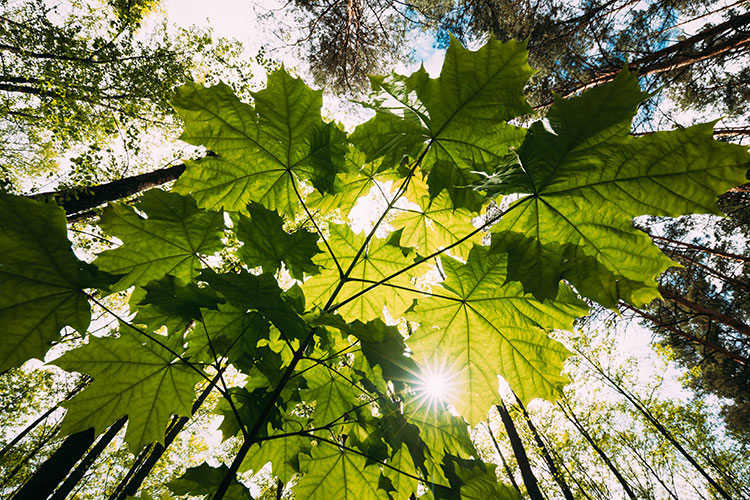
415, 361, 459, 405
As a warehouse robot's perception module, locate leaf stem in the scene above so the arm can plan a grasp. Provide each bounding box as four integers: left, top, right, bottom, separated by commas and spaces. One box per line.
85, 293, 220, 394
290, 174, 344, 277
346, 277, 461, 302
329, 197, 530, 312
211, 328, 318, 500
313, 435, 447, 488
322, 141, 432, 310
197, 310, 248, 439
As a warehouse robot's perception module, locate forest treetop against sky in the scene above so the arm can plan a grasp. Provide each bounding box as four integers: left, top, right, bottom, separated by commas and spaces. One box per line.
1, 1, 749, 500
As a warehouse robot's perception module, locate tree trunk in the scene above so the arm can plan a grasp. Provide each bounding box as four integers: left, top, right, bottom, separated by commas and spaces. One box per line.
513, 395, 576, 500
29, 163, 186, 220
0, 381, 88, 461
546, 443, 597, 500
663, 250, 750, 293
621, 302, 750, 366
2, 423, 61, 493
495, 401, 545, 500
109, 371, 224, 500
547, 10, 750, 102
659, 286, 750, 338
558, 401, 638, 500
49, 416, 127, 500
485, 419, 523, 496
617, 432, 681, 500
10, 427, 95, 500
648, 233, 750, 264
577, 350, 733, 500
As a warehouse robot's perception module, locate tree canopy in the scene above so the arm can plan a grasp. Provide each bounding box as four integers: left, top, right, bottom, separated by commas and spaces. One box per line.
0, 32, 748, 500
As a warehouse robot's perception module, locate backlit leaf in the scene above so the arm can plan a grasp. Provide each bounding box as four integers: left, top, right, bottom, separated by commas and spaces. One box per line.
234, 202, 320, 280
484, 70, 749, 307
0, 195, 100, 371
53, 330, 202, 452
296, 445, 383, 500
302, 224, 419, 321
408, 246, 587, 424
172, 71, 347, 215
168, 463, 252, 500
94, 189, 224, 291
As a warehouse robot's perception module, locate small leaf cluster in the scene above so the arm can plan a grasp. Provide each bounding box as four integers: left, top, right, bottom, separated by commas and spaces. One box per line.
0, 36, 747, 499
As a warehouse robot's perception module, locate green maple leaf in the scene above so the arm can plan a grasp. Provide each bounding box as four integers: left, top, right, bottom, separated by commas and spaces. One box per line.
440, 457, 521, 500
393, 176, 480, 259
349, 319, 418, 391
0, 195, 102, 371
168, 463, 252, 500
172, 70, 347, 215
402, 400, 476, 482
198, 269, 309, 340
130, 275, 224, 335
53, 330, 202, 452
233, 202, 320, 280
94, 189, 224, 291
482, 70, 750, 307
296, 445, 383, 500
214, 386, 281, 441
299, 363, 362, 424
383, 444, 419, 500
407, 245, 587, 425
184, 303, 269, 367
352, 36, 532, 211
305, 147, 403, 218
302, 224, 418, 321
240, 426, 311, 482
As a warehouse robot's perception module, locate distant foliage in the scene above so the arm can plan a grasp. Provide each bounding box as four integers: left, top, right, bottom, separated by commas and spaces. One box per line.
0, 37, 747, 498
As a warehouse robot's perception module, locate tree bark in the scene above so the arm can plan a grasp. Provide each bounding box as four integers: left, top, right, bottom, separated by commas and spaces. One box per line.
513, 395, 576, 500
29, 163, 186, 220
534, 12, 750, 110
621, 302, 750, 366
632, 127, 750, 138
495, 401, 545, 500
49, 417, 127, 500
485, 419, 523, 495
558, 401, 638, 500
648, 233, 750, 264
659, 286, 750, 338
538, 10, 750, 105
10, 428, 95, 500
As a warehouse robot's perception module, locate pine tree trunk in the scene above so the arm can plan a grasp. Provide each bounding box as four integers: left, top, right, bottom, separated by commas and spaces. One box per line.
495, 401, 545, 500
485, 419, 523, 495
621, 302, 750, 366
548, 10, 750, 101
648, 233, 750, 264
658, 286, 750, 338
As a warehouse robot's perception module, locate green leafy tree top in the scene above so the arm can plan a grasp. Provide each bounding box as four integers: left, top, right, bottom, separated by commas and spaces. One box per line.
1, 36, 747, 499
